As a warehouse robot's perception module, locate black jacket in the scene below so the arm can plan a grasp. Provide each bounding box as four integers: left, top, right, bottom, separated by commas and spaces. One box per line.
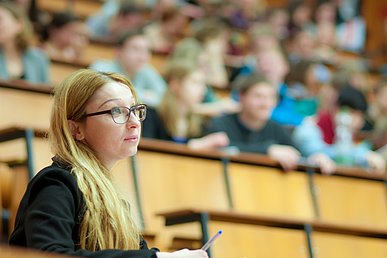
9, 160, 158, 258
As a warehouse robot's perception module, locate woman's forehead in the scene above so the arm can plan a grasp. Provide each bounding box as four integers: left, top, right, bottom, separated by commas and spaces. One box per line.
88, 82, 134, 106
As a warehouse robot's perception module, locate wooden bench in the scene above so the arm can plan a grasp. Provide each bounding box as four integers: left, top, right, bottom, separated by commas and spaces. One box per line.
37, 0, 103, 19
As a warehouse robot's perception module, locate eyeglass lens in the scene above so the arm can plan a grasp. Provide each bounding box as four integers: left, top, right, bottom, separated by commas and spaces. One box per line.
111, 105, 146, 124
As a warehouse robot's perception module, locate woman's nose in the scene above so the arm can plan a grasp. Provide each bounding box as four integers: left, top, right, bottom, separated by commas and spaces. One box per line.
126, 113, 141, 128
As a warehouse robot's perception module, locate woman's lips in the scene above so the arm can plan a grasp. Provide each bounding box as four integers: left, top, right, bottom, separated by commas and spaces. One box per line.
124, 135, 138, 141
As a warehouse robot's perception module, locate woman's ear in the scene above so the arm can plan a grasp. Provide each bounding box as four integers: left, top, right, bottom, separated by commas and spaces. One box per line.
67, 120, 85, 141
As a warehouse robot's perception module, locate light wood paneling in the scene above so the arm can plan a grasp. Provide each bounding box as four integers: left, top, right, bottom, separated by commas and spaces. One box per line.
313, 232, 387, 258
135, 151, 228, 248
0, 87, 52, 129
210, 222, 308, 258
315, 175, 387, 228
229, 163, 314, 220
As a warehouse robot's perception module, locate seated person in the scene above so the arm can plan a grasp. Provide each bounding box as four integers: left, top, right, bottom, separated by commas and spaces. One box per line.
86, 0, 146, 40
169, 37, 240, 116
142, 61, 228, 148
293, 85, 386, 174
41, 11, 90, 62
0, 1, 50, 84
190, 73, 335, 173
368, 81, 387, 161
236, 47, 306, 127
144, 6, 189, 54
90, 28, 166, 107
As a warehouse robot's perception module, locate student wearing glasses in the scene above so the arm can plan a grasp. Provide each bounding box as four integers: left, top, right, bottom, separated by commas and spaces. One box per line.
9, 69, 208, 258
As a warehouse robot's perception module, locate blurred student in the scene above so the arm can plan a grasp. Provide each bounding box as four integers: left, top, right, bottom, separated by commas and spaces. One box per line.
142, 61, 229, 148
239, 47, 305, 126
90, 28, 166, 107
193, 17, 230, 89
0, 1, 50, 84
294, 85, 385, 174
41, 11, 89, 62
368, 81, 387, 162
144, 6, 189, 54
9, 69, 208, 258
192, 73, 335, 173
87, 0, 146, 40
170, 37, 240, 116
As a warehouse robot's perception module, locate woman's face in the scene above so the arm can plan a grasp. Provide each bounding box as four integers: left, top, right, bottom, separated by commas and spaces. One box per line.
75, 81, 141, 169
176, 70, 206, 107
0, 6, 22, 45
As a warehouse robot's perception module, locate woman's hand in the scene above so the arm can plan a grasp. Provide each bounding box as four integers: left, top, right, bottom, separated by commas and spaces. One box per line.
157, 249, 209, 258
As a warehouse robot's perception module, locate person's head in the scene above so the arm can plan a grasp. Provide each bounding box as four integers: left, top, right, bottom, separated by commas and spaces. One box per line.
50, 69, 144, 251
43, 11, 89, 53
159, 6, 189, 35
286, 60, 331, 97
255, 47, 289, 85
163, 60, 206, 109
289, 29, 316, 59
116, 28, 150, 76
289, 1, 312, 28
51, 69, 144, 169
235, 73, 277, 122
159, 61, 206, 137
248, 23, 280, 53
194, 17, 229, 53
314, 0, 336, 24
170, 37, 209, 78
336, 85, 368, 134
111, 0, 146, 35
0, 1, 33, 51
267, 8, 290, 39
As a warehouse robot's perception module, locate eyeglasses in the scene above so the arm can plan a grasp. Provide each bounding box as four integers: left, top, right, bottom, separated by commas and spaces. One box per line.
83, 104, 147, 124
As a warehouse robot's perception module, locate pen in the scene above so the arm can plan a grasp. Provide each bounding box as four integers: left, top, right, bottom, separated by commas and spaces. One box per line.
201, 230, 222, 251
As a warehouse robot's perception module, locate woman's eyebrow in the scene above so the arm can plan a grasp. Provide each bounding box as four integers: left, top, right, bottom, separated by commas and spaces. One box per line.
97, 98, 137, 109
97, 98, 121, 109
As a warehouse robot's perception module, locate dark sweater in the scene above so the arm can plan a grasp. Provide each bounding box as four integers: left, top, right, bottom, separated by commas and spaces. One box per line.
205, 113, 298, 154
9, 160, 158, 258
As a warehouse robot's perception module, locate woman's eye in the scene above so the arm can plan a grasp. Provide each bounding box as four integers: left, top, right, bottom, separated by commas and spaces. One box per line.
111, 107, 122, 115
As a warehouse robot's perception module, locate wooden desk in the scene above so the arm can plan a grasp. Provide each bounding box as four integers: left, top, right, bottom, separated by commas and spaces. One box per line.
158, 209, 387, 258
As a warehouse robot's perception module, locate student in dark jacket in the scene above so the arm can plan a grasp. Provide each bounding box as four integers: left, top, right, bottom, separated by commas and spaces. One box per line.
190, 73, 335, 173
9, 69, 208, 258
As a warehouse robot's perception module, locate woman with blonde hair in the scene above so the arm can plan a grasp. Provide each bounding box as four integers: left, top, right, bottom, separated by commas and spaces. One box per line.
142, 61, 229, 148
0, 1, 50, 84
9, 69, 208, 258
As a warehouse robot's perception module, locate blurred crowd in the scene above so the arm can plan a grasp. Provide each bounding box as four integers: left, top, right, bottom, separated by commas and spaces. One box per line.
0, 0, 386, 174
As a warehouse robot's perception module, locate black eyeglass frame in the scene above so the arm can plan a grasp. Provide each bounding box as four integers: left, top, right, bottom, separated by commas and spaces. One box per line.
83, 104, 147, 124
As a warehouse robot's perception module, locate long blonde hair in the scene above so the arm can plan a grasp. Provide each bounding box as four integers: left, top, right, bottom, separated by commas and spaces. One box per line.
49, 69, 140, 251
159, 61, 203, 138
